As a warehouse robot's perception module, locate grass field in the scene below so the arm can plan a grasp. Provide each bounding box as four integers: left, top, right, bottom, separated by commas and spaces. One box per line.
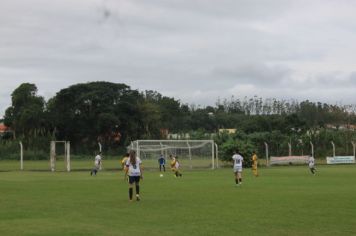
0, 158, 215, 172
1, 165, 356, 236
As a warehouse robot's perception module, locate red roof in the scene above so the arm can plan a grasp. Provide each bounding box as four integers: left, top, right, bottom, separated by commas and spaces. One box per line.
0, 123, 8, 132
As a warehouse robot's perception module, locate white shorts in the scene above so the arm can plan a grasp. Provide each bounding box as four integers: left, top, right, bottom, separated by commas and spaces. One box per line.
233, 166, 242, 173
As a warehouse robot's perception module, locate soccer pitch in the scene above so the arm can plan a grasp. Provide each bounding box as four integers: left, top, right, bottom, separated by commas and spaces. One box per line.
1, 166, 356, 236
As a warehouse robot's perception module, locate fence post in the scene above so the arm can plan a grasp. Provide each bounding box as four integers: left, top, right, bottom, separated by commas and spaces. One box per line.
264, 142, 269, 167
19, 141, 23, 170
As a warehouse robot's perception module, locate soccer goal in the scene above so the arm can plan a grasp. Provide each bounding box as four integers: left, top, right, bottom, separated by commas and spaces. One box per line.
266, 141, 310, 166
50, 141, 70, 172
128, 140, 218, 169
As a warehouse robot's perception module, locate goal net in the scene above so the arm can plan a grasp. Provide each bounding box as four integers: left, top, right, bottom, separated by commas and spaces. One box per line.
128, 140, 218, 169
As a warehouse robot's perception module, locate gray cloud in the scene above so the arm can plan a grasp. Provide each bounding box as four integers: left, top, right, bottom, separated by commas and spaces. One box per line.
1, 0, 356, 117
212, 63, 292, 87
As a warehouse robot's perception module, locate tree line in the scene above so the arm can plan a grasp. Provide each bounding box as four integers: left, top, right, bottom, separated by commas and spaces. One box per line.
1, 81, 356, 160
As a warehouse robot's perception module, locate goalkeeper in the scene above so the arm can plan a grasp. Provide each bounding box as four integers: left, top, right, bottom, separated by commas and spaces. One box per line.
158, 154, 166, 172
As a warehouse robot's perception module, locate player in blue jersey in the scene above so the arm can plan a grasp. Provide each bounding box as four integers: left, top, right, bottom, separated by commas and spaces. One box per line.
158, 154, 166, 172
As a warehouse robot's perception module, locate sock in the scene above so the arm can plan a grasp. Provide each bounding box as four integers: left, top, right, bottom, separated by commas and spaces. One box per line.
129, 188, 133, 200
175, 172, 178, 177
235, 179, 238, 184
239, 178, 242, 183
136, 185, 140, 195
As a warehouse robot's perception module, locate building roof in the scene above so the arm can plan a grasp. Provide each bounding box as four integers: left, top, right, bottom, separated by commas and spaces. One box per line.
0, 123, 8, 133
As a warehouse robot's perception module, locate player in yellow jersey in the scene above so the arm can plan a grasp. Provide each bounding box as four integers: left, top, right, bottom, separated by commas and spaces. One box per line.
251, 151, 258, 177
121, 153, 129, 170
170, 155, 182, 177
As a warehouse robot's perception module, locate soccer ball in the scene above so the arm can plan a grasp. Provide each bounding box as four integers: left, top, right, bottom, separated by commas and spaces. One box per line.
160, 174, 163, 177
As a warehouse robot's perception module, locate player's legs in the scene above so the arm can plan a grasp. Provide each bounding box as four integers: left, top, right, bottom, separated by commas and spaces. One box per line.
234, 171, 239, 185
128, 176, 135, 201
128, 184, 134, 201
237, 170, 242, 184
163, 164, 166, 172
135, 176, 141, 201
252, 166, 258, 177
174, 168, 182, 177
90, 167, 98, 176
172, 167, 177, 177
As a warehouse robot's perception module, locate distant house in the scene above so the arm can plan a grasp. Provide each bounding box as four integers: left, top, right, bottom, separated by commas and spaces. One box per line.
340, 124, 356, 131
325, 124, 337, 130
160, 128, 169, 139
167, 133, 191, 140
326, 124, 356, 131
218, 128, 237, 134
348, 124, 356, 131
0, 122, 9, 136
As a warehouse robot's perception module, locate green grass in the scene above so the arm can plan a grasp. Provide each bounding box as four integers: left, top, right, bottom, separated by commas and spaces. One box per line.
0, 165, 356, 235
0, 158, 214, 171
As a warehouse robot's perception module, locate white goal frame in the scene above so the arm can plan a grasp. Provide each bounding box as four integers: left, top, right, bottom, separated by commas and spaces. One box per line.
128, 139, 218, 169
265, 141, 311, 166
50, 141, 70, 172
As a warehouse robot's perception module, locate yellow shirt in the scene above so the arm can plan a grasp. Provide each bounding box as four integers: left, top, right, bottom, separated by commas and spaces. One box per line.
121, 157, 129, 168
252, 154, 258, 168
170, 158, 177, 169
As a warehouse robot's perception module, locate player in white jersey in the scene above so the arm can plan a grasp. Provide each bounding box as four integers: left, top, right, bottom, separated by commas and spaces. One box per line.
90, 152, 102, 176
232, 150, 244, 186
124, 150, 143, 201
308, 156, 316, 175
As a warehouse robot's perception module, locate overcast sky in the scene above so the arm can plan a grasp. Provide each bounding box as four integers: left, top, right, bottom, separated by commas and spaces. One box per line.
1, 0, 356, 117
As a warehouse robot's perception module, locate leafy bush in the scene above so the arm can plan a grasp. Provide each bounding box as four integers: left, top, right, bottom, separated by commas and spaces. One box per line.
0, 141, 21, 160
217, 133, 254, 167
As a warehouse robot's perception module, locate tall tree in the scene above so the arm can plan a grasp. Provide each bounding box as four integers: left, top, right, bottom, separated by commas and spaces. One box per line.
48, 82, 142, 151
4, 83, 46, 139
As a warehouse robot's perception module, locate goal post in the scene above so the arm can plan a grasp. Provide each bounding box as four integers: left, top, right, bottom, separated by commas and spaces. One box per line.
50, 141, 70, 172
128, 140, 218, 169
